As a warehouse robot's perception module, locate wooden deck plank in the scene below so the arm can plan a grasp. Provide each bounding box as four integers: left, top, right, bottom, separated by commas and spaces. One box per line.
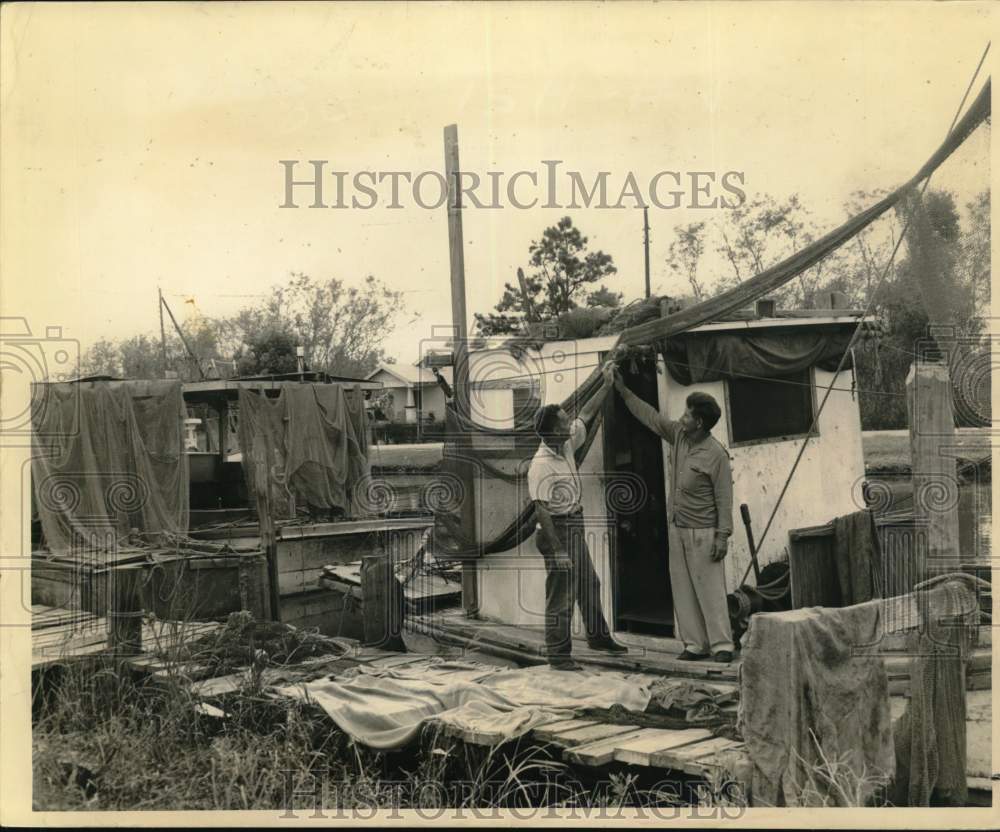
531, 718, 599, 741
549, 723, 638, 748
613, 728, 715, 766
563, 729, 650, 766
411, 612, 740, 680
650, 737, 744, 772
437, 721, 511, 747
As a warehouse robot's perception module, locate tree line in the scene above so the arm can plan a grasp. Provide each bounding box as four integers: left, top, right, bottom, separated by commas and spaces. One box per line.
81, 274, 404, 382
82, 185, 989, 429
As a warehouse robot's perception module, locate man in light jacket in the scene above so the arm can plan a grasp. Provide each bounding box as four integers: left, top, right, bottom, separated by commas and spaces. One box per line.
605, 362, 735, 662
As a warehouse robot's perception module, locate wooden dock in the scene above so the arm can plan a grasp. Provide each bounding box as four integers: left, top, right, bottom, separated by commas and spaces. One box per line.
31, 604, 223, 671
31, 603, 991, 803
407, 607, 993, 692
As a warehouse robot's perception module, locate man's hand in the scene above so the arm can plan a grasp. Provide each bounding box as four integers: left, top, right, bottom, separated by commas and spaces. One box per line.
711, 536, 729, 562
603, 361, 625, 390
601, 361, 616, 386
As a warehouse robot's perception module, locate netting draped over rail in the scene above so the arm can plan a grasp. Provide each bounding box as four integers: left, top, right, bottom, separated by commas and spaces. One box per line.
433, 364, 606, 558
31, 380, 190, 557
432, 79, 990, 559
237, 385, 369, 519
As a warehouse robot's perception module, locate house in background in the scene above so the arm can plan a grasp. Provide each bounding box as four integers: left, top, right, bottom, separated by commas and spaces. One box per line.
366, 361, 453, 423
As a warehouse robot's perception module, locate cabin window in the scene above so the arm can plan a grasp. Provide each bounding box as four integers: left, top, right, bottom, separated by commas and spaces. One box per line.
726, 367, 817, 445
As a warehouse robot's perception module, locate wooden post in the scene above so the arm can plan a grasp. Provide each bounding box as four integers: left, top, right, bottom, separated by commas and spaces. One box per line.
444, 124, 471, 419
108, 566, 143, 654
361, 554, 406, 651
444, 123, 479, 618
906, 361, 960, 581
251, 441, 282, 622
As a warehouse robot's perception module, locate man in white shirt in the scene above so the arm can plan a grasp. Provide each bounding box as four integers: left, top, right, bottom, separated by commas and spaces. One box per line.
527, 373, 627, 670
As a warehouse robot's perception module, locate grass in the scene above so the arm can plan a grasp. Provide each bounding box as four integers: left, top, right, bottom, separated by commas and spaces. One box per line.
32, 616, 742, 813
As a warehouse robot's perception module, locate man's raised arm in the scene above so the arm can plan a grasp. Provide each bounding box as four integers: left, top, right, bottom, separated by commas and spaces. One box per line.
609, 366, 679, 444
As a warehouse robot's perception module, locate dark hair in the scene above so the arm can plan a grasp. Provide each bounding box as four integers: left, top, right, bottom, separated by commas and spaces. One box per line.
534, 403, 564, 438
686, 391, 722, 432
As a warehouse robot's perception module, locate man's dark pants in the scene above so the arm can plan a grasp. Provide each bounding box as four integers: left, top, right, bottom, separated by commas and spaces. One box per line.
536, 507, 612, 659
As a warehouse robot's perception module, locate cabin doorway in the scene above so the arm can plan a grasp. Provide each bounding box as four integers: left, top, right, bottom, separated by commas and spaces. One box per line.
602, 356, 673, 636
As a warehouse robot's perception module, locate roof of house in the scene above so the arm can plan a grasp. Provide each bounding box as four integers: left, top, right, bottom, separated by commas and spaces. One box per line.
367, 363, 453, 386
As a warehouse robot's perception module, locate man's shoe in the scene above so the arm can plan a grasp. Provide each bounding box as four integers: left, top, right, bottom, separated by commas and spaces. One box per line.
549, 659, 584, 671
676, 650, 709, 661
711, 650, 734, 663
587, 638, 628, 654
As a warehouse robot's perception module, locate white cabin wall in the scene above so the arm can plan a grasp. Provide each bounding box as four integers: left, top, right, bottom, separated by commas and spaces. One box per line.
661, 367, 866, 592
473, 339, 615, 631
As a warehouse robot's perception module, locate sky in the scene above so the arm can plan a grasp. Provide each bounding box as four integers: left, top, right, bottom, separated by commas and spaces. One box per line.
1, 1, 993, 371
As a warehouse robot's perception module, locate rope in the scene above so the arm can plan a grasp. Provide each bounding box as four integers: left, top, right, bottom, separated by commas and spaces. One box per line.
738, 43, 992, 587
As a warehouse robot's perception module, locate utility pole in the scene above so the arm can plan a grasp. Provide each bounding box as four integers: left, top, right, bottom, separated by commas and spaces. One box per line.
158, 287, 169, 377
444, 124, 470, 418
444, 123, 478, 618
643, 206, 651, 299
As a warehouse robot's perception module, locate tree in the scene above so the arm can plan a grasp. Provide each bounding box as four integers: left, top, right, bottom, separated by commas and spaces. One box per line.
854, 188, 988, 428
714, 194, 833, 308
80, 337, 122, 377
234, 329, 300, 376
78, 272, 404, 382
664, 222, 708, 302
475, 216, 617, 335
225, 273, 403, 378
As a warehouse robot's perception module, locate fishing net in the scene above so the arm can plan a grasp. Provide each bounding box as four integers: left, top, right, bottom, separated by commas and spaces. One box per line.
237, 384, 369, 519
890, 575, 981, 806
31, 380, 190, 558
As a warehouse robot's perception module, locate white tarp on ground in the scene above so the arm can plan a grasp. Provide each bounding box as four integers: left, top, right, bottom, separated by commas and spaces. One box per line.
278, 658, 653, 750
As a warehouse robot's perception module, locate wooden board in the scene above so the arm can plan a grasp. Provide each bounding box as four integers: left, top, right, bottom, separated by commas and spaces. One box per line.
413, 610, 740, 681
650, 737, 745, 774
550, 723, 638, 748
613, 728, 715, 766
532, 719, 599, 742
563, 729, 651, 766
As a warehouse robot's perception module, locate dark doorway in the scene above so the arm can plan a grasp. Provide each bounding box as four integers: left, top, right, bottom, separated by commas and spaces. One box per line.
602, 355, 672, 636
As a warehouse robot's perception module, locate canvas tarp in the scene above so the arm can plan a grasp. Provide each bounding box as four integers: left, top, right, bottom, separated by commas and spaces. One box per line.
738, 600, 896, 806
237, 385, 368, 518
279, 658, 653, 750
659, 327, 857, 385
431, 79, 990, 559
31, 380, 189, 557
